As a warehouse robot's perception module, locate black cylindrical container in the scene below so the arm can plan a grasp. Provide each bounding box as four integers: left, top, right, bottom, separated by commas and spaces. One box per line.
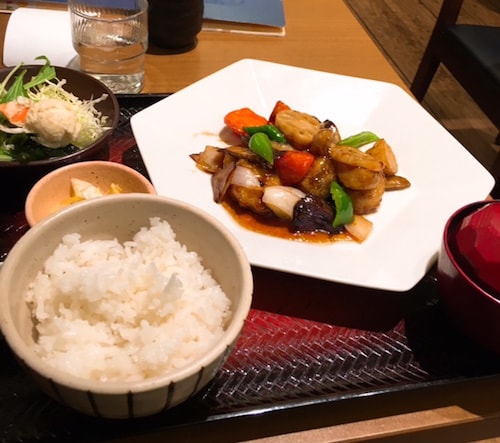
148, 0, 204, 53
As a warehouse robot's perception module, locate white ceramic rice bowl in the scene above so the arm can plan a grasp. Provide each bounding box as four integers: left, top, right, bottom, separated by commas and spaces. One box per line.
0, 193, 253, 418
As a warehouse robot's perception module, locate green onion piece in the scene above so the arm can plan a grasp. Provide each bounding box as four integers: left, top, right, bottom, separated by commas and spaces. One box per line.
248, 132, 274, 165
330, 181, 354, 227
338, 131, 380, 148
244, 124, 287, 143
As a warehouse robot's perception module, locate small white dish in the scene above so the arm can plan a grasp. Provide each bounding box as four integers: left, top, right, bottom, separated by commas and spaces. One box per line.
131, 59, 494, 292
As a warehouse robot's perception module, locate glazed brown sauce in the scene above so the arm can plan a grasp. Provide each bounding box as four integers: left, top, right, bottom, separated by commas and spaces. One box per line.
222, 199, 351, 244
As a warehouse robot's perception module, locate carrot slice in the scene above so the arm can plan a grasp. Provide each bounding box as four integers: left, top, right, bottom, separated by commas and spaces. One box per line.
224, 107, 268, 136
0, 101, 30, 126
269, 100, 291, 124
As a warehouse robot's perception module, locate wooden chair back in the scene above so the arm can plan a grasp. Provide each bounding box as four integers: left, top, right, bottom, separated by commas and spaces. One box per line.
410, 0, 500, 136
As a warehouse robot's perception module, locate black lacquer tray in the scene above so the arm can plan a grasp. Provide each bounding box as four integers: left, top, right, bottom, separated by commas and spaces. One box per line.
1, 94, 499, 443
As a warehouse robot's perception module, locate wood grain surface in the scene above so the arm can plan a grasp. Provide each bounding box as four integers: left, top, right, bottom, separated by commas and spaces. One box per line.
344, 0, 500, 182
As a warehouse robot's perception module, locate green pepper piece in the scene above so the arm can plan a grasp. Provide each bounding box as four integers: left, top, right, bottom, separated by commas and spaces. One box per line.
330, 181, 354, 227
243, 124, 287, 143
248, 132, 274, 165
338, 131, 380, 148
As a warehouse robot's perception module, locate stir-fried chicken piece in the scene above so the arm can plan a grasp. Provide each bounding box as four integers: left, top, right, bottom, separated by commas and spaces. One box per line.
346, 177, 385, 214
335, 163, 383, 191
310, 120, 341, 156
366, 139, 398, 176
298, 155, 336, 199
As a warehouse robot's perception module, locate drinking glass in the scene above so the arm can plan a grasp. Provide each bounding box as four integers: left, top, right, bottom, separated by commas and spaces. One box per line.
68, 0, 148, 93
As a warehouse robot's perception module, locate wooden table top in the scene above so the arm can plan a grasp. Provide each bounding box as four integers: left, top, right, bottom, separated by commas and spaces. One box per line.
0, 0, 407, 93
140, 0, 407, 94
0, 1, 499, 442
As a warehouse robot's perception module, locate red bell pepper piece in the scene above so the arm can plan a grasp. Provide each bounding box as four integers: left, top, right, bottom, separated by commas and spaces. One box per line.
275, 150, 315, 185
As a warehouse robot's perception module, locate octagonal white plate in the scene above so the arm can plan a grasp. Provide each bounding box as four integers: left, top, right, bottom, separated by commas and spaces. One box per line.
131, 59, 494, 292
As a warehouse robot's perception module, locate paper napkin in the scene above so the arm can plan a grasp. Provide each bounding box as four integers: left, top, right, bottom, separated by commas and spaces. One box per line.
3, 7, 76, 67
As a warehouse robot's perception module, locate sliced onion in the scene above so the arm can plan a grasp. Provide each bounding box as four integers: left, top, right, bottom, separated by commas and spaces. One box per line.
262, 186, 306, 220
230, 165, 260, 188
344, 215, 373, 242
0, 123, 27, 134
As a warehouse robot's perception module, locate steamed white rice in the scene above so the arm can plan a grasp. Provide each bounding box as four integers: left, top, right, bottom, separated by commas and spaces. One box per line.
25, 217, 231, 382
